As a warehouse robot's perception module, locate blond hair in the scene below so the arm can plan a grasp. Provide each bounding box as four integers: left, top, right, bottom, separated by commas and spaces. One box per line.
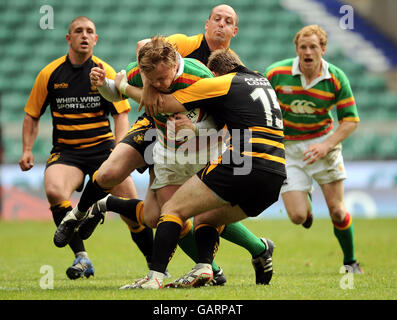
207, 49, 242, 75
138, 36, 178, 74
294, 24, 327, 48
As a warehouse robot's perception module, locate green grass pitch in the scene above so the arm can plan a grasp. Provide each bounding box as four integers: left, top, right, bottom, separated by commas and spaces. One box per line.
0, 217, 396, 300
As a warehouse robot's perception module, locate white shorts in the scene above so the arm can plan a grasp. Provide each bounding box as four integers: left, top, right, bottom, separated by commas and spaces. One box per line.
280, 133, 347, 194
151, 162, 205, 190
150, 138, 224, 190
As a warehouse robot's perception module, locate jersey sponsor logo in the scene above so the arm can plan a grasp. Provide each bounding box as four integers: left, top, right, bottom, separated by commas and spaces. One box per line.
54, 82, 68, 89
290, 99, 316, 114
244, 77, 271, 86
55, 96, 102, 109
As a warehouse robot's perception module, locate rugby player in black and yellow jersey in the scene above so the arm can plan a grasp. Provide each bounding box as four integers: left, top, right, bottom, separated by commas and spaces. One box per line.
118, 49, 286, 289
19, 16, 145, 280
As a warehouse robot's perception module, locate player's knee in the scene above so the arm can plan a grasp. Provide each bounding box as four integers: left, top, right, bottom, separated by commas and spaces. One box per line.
45, 184, 65, 204
287, 209, 307, 225
96, 167, 123, 187
329, 207, 345, 223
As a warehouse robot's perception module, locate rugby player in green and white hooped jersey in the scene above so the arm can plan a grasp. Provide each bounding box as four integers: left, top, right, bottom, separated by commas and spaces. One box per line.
265, 24, 363, 274
123, 56, 212, 152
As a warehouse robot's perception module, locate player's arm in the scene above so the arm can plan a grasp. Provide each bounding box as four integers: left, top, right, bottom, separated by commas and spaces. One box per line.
19, 113, 39, 171
303, 121, 358, 164
112, 111, 130, 143
304, 71, 359, 164
90, 63, 123, 102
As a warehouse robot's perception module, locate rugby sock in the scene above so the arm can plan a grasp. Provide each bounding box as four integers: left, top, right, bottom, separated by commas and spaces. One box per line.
194, 224, 220, 265
77, 171, 110, 213
130, 225, 154, 266
177, 220, 221, 273
220, 222, 267, 258
332, 212, 356, 264
150, 214, 183, 273
104, 196, 153, 263
105, 195, 143, 223
51, 201, 85, 254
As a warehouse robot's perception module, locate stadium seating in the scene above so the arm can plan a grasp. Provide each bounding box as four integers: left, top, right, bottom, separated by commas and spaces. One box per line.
0, 0, 396, 163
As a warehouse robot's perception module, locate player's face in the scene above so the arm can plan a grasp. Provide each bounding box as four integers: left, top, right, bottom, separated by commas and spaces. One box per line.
144, 61, 178, 92
205, 5, 238, 47
66, 20, 98, 55
296, 34, 325, 75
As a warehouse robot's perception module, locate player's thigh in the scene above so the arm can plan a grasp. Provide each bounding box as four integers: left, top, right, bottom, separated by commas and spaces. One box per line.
97, 142, 145, 188
282, 190, 310, 221
44, 164, 85, 204
320, 179, 346, 218
161, 175, 224, 221
155, 185, 180, 207
193, 204, 248, 227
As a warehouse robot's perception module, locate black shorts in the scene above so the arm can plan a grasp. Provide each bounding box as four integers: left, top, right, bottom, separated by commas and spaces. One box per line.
45, 148, 113, 191
120, 113, 156, 173
197, 161, 285, 217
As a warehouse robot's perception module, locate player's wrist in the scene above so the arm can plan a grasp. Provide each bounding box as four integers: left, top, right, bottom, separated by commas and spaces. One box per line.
118, 70, 128, 96
119, 81, 128, 95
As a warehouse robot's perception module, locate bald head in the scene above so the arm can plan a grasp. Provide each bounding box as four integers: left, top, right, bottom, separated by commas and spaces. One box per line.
209, 4, 239, 26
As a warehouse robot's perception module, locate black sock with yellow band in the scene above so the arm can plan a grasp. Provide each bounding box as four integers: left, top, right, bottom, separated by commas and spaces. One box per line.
130, 225, 154, 266
51, 201, 85, 254
104, 196, 153, 264
177, 220, 222, 273
106, 196, 143, 224
77, 171, 110, 212
194, 224, 220, 265
150, 214, 183, 273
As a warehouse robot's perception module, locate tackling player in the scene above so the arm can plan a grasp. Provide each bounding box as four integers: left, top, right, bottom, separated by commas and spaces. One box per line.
119, 48, 286, 289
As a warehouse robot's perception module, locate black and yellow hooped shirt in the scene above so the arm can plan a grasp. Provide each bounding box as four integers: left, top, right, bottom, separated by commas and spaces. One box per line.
25, 55, 130, 155
172, 65, 286, 178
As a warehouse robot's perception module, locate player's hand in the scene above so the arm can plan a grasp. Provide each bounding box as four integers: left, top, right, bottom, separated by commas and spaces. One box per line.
138, 85, 164, 116
303, 142, 330, 164
167, 113, 196, 141
19, 151, 34, 171
90, 63, 106, 87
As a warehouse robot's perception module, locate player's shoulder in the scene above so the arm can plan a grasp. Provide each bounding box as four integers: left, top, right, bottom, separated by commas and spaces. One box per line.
266, 58, 294, 72
39, 55, 67, 77
183, 57, 212, 76
327, 61, 349, 81
167, 33, 203, 44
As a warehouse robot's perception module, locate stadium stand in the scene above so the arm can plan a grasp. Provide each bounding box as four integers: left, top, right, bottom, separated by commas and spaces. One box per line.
0, 0, 396, 164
